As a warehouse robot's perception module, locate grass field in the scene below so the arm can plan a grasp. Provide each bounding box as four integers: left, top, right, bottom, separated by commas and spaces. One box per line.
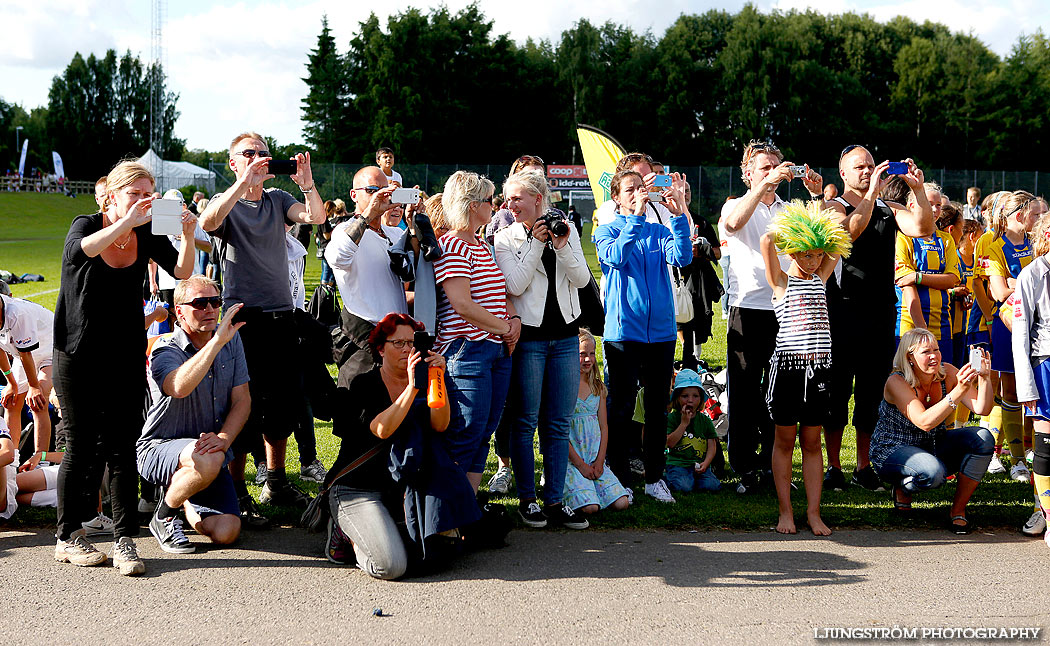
0, 192, 1034, 532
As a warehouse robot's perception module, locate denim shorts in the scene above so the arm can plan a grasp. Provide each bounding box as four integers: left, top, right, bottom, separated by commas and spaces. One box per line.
137, 439, 239, 517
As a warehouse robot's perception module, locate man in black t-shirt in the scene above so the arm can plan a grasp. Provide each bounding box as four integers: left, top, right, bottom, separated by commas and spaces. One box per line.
822, 145, 934, 491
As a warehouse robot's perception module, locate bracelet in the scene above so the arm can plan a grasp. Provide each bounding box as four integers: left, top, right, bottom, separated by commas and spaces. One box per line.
300, 184, 315, 193
1, 369, 9, 376
41, 452, 46, 462
946, 395, 957, 410
916, 272, 923, 286
510, 315, 521, 322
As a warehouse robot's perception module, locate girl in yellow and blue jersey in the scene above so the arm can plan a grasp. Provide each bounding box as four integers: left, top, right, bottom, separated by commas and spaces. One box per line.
974, 190, 1045, 482
894, 184, 960, 361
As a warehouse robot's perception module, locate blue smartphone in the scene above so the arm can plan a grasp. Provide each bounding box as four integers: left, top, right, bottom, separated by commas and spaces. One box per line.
887, 161, 908, 175
652, 174, 672, 187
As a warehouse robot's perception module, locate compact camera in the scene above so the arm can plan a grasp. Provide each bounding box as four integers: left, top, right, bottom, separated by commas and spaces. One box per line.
788, 165, 807, 179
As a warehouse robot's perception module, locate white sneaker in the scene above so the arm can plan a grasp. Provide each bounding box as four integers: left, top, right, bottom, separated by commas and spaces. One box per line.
987, 458, 1007, 475
644, 479, 676, 503
1022, 511, 1047, 536
487, 466, 513, 495
81, 513, 114, 537
112, 537, 146, 576
1010, 462, 1031, 483
1027, 449, 1035, 464
624, 488, 634, 505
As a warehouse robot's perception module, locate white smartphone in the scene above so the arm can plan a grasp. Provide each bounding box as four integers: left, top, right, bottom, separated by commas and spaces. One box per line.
150, 198, 183, 236
647, 191, 665, 203
390, 187, 420, 205
969, 347, 983, 373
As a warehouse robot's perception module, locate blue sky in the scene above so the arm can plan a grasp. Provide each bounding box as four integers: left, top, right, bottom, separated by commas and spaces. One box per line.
1, 0, 1047, 152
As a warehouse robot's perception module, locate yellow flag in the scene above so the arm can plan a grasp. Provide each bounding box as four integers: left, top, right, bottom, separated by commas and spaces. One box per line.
576, 124, 626, 205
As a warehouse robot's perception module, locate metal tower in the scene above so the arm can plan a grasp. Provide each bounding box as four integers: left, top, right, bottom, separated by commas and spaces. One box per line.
150, 0, 165, 154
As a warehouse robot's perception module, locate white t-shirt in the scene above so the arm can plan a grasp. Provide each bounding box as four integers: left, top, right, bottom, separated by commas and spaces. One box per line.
0, 421, 15, 520
384, 169, 403, 187
325, 218, 408, 324
285, 233, 308, 310
720, 195, 790, 311
0, 294, 54, 385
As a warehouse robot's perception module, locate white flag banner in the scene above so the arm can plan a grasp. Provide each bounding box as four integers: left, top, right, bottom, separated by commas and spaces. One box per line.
52, 151, 65, 179
18, 139, 28, 177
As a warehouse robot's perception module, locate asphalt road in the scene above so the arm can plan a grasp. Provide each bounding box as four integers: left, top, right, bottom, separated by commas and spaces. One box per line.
3, 526, 1047, 645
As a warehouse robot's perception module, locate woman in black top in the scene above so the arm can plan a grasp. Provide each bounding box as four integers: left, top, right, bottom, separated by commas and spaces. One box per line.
52, 161, 196, 574
325, 312, 469, 580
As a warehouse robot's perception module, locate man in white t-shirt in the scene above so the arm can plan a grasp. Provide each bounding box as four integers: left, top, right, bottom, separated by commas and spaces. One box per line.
376, 147, 403, 187
326, 165, 409, 387
721, 140, 823, 494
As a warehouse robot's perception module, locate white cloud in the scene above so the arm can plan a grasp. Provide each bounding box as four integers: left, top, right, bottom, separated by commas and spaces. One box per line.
1, 0, 1049, 157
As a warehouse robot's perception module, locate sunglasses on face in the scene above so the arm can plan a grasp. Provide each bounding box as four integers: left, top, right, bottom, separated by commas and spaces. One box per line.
232, 149, 270, 159
475, 195, 495, 205
179, 296, 223, 310
354, 185, 381, 195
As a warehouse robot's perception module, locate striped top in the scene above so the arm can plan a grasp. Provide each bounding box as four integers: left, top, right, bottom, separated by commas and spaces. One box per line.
975, 230, 1032, 318
953, 249, 974, 336
772, 274, 832, 369
434, 232, 508, 352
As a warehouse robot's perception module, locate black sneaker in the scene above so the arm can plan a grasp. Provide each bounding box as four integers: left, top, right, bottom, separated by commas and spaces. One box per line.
518, 501, 548, 528
149, 510, 195, 554
238, 495, 272, 529
260, 479, 311, 507
735, 470, 760, 494
823, 466, 847, 492
545, 504, 589, 530
851, 465, 887, 492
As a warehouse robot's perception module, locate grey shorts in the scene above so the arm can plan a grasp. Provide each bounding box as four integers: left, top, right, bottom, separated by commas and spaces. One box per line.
137, 439, 239, 518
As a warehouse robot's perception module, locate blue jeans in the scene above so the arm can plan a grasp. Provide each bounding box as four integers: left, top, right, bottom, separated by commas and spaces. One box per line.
319, 256, 335, 285
664, 464, 721, 493
875, 426, 995, 492
442, 338, 512, 473
509, 336, 578, 506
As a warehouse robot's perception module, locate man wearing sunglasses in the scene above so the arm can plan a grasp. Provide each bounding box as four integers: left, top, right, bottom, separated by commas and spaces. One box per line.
198, 132, 326, 518
137, 276, 249, 554
822, 145, 934, 492
326, 166, 412, 388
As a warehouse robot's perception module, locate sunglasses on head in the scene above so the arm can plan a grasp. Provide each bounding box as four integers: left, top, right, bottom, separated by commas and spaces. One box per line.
179, 296, 223, 310
232, 149, 270, 159
839, 144, 864, 158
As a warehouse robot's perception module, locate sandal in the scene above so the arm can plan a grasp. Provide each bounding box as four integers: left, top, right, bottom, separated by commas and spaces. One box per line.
891, 485, 912, 511
950, 515, 972, 535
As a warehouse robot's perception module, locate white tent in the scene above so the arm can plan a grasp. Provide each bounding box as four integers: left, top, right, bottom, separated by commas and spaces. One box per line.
136, 149, 216, 195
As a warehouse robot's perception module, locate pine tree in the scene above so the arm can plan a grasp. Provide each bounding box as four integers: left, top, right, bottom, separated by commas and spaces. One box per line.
301, 15, 345, 161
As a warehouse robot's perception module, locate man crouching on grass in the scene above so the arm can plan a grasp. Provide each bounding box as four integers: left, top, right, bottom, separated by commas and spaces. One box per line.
136, 276, 250, 553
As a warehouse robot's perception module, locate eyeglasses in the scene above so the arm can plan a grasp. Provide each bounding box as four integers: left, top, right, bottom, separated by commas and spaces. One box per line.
179, 296, 223, 309
839, 144, 864, 158
353, 185, 381, 195
385, 339, 412, 349
232, 149, 270, 159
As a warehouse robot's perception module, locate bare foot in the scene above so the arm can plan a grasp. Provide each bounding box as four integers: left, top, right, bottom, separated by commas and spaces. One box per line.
776, 512, 797, 534
807, 512, 832, 536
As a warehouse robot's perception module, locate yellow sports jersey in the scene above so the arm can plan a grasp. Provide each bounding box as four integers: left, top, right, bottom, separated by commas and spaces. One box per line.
894, 230, 960, 340
953, 249, 974, 336
974, 230, 1032, 316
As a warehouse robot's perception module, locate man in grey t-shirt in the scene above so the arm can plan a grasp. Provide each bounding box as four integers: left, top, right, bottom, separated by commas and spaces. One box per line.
137, 276, 249, 553
200, 131, 327, 520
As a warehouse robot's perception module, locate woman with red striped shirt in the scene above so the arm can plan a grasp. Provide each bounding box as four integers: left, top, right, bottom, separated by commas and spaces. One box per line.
435, 171, 520, 492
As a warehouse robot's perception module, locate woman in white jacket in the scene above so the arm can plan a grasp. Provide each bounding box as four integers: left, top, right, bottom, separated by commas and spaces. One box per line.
494, 170, 592, 529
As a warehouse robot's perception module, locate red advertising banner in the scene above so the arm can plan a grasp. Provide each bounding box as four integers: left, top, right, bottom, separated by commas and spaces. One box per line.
546, 165, 591, 189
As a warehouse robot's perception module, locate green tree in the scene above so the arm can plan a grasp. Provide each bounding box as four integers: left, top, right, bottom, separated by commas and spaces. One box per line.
301, 15, 346, 161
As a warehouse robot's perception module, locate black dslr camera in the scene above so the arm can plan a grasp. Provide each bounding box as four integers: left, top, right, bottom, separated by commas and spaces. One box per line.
536, 210, 569, 238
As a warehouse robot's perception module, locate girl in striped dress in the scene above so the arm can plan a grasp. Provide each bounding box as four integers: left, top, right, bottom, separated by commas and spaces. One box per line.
759, 201, 852, 536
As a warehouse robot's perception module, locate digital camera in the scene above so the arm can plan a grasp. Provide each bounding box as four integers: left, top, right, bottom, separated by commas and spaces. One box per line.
537, 210, 569, 237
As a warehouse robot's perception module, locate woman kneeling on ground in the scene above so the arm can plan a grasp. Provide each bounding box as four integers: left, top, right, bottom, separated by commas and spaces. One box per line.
869, 327, 994, 534
324, 312, 479, 579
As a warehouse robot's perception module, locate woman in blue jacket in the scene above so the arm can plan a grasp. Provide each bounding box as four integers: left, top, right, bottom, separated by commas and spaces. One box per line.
594, 169, 693, 503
